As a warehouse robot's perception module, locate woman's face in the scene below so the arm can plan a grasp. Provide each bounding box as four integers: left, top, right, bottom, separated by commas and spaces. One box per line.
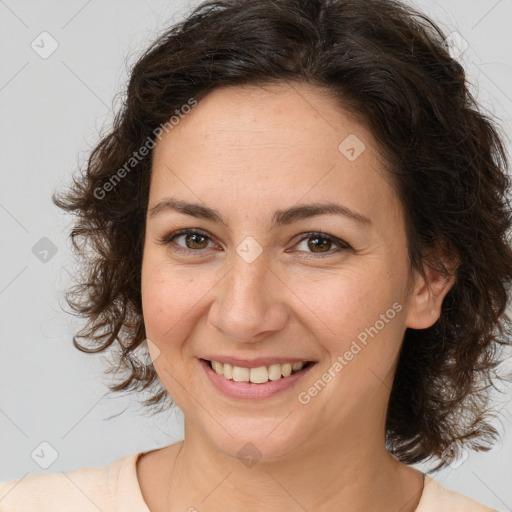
141, 83, 443, 460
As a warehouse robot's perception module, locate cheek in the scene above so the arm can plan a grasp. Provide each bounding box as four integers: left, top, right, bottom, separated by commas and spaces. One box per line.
297, 264, 398, 336
301, 264, 405, 379
141, 254, 217, 344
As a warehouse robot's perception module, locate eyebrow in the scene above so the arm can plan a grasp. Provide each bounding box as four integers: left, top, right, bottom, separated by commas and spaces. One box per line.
147, 197, 372, 228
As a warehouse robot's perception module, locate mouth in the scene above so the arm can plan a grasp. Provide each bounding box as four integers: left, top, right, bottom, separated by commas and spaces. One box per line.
200, 358, 317, 385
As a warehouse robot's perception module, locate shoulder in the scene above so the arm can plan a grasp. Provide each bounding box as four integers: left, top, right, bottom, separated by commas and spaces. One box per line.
0, 452, 141, 512
417, 475, 500, 512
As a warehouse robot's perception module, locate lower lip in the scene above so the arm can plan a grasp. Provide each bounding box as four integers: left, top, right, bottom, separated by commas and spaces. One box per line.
200, 358, 316, 400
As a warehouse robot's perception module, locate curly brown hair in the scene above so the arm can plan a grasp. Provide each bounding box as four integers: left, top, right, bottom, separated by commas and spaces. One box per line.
52, 0, 512, 470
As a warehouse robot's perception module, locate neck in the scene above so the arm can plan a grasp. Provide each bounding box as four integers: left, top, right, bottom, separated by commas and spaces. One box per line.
145, 419, 424, 512
137, 366, 424, 511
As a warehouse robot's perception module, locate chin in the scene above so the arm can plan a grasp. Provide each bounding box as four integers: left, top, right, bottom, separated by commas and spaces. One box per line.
206, 420, 309, 465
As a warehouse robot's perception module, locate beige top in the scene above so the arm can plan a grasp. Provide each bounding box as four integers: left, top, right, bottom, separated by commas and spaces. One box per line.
0, 451, 499, 511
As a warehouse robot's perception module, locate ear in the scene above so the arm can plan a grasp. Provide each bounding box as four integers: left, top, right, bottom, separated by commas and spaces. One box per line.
405, 246, 458, 330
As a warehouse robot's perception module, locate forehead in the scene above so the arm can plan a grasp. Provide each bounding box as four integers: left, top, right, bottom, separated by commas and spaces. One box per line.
149, 83, 401, 229
155, 83, 373, 158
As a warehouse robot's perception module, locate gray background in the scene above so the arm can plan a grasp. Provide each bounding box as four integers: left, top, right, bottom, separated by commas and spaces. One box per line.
0, 0, 511, 510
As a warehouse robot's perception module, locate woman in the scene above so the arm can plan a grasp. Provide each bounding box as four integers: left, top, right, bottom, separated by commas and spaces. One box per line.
1, 0, 510, 510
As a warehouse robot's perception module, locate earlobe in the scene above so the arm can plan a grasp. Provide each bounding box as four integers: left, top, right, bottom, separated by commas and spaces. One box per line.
404, 257, 457, 330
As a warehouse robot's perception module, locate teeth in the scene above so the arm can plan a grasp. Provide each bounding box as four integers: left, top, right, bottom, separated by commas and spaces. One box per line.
250, 366, 268, 384
232, 366, 249, 382
209, 360, 307, 384
268, 364, 282, 381
212, 361, 224, 375
223, 363, 233, 379
281, 363, 292, 377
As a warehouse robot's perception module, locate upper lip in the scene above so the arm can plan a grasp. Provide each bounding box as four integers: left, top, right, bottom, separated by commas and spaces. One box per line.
200, 356, 317, 368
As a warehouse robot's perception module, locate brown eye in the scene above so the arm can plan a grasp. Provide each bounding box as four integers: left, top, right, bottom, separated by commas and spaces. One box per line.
182, 232, 209, 250
161, 229, 215, 254
307, 236, 333, 253
294, 232, 352, 257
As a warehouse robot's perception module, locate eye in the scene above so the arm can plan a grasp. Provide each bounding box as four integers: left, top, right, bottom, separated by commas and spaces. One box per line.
292, 232, 352, 257
160, 229, 217, 254
160, 228, 352, 258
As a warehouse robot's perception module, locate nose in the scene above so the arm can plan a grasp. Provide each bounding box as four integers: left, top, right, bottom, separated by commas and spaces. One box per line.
207, 251, 289, 342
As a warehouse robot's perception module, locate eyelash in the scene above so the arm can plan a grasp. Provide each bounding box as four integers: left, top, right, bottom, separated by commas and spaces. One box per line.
159, 228, 352, 258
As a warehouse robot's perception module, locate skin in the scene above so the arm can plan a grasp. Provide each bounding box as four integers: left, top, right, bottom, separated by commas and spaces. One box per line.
138, 82, 456, 512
